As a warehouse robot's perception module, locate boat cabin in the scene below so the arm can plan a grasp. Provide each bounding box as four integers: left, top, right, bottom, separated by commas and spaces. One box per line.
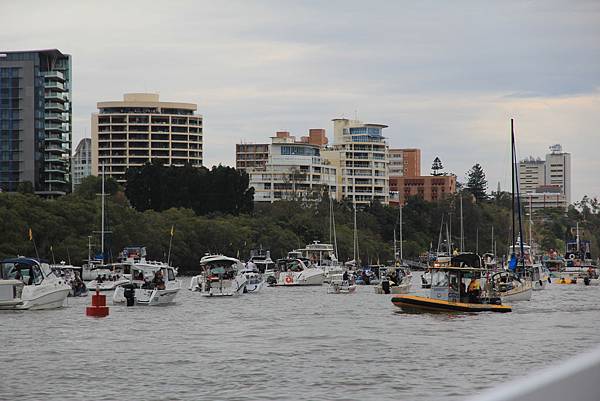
1, 258, 54, 285
201, 256, 244, 280
294, 241, 338, 265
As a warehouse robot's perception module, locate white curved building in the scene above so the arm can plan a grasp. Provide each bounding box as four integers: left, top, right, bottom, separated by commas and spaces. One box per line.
91, 93, 202, 183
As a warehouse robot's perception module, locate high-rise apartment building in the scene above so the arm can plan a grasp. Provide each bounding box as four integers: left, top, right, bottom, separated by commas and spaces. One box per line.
518, 144, 571, 211
545, 144, 571, 205
0, 49, 72, 195
321, 119, 389, 206
389, 148, 421, 177
248, 131, 337, 202
72, 138, 92, 189
236, 143, 270, 172
91, 93, 202, 183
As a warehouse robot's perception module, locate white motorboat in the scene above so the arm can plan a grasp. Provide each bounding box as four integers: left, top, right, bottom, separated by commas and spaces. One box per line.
327, 273, 356, 294
295, 241, 344, 282
0, 257, 71, 310
375, 265, 412, 294
248, 248, 276, 279
51, 262, 88, 297
274, 258, 325, 286
113, 262, 180, 306
190, 255, 247, 297
86, 264, 129, 292
240, 264, 264, 293
489, 271, 532, 302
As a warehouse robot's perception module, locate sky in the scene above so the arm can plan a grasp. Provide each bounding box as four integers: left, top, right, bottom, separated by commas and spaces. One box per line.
2, 0, 599, 200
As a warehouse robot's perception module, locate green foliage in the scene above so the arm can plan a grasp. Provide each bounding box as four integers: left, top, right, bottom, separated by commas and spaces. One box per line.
465, 163, 488, 202
125, 162, 254, 215
1, 186, 598, 273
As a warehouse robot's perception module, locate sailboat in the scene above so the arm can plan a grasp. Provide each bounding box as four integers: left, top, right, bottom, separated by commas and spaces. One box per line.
376, 205, 412, 294
490, 119, 532, 302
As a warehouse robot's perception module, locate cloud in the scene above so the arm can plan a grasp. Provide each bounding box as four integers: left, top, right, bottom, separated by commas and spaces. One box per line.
1, 0, 599, 200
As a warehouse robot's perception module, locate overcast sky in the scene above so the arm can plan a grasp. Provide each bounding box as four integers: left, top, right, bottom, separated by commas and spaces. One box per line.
2, 0, 599, 200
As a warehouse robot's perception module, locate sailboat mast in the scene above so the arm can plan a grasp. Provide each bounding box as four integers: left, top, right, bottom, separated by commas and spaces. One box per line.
393, 229, 397, 262
399, 205, 403, 262
101, 163, 105, 264
460, 195, 464, 252
353, 203, 357, 264
511, 119, 516, 255
513, 120, 526, 268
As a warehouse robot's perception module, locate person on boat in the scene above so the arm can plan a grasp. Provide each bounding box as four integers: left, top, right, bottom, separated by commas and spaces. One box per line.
153, 270, 166, 290
342, 270, 349, 283
467, 277, 481, 303
96, 274, 103, 283
137, 271, 145, 281
247, 260, 257, 272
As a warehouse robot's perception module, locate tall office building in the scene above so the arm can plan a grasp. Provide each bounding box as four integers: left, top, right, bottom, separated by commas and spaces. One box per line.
545, 144, 571, 205
321, 118, 389, 206
91, 93, 202, 184
72, 138, 92, 189
517, 144, 571, 211
0, 49, 72, 195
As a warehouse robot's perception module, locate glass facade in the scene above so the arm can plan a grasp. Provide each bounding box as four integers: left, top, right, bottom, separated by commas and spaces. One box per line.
280, 145, 320, 156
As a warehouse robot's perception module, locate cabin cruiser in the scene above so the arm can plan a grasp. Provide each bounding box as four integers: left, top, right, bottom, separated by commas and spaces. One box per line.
294, 241, 344, 281
51, 262, 88, 297
327, 273, 356, 294
248, 248, 276, 278
355, 265, 382, 286
375, 265, 412, 294
0, 257, 71, 310
86, 264, 129, 291
190, 255, 247, 297
274, 258, 325, 286
240, 263, 264, 293
509, 242, 547, 290
392, 254, 511, 313
113, 263, 180, 305
489, 271, 532, 302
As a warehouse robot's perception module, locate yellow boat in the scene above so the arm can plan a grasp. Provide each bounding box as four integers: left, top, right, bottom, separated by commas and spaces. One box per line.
391, 255, 512, 313
392, 294, 512, 313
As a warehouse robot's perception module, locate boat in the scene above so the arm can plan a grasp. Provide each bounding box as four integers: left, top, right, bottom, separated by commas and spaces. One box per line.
391, 257, 511, 313
247, 248, 276, 280
113, 262, 180, 305
293, 241, 344, 281
376, 205, 413, 294
189, 255, 247, 297
354, 265, 381, 285
240, 263, 264, 293
375, 265, 412, 294
327, 273, 356, 294
508, 241, 547, 291
489, 270, 532, 302
273, 258, 325, 286
0, 257, 71, 310
51, 262, 88, 297
85, 264, 129, 291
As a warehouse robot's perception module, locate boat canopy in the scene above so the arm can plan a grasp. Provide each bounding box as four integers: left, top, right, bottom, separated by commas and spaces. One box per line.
451, 253, 482, 268
201, 255, 242, 265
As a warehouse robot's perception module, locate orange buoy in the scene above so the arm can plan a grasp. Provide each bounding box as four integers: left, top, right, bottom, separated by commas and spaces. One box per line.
86, 288, 109, 318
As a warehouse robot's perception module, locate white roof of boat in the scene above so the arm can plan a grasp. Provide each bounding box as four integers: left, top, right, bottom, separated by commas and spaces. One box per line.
200, 255, 241, 264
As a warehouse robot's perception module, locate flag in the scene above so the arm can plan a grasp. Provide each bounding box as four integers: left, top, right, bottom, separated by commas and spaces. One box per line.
28, 228, 32, 241
170, 225, 174, 237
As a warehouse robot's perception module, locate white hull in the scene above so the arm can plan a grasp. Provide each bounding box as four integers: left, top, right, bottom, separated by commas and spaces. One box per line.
113, 285, 180, 305
190, 275, 247, 297
532, 278, 549, 291
245, 281, 264, 293
500, 287, 532, 302
375, 282, 411, 294
87, 278, 128, 292
276, 268, 325, 286
328, 284, 356, 294
18, 287, 71, 310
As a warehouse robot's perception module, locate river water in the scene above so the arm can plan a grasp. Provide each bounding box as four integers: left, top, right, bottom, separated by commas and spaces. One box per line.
2, 276, 599, 401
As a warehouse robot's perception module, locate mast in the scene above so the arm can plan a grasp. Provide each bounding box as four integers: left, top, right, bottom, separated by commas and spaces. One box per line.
87, 235, 92, 264
332, 200, 338, 259
446, 221, 451, 256
576, 222, 580, 258
436, 215, 445, 254
460, 195, 464, 253
399, 204, 403, 262
529, 194, 533, 247
101, 163, 105, 265
393, 229, 397, 262
353, 202, 358, 264
513, 120, 526, 270
511, 119, 516, 257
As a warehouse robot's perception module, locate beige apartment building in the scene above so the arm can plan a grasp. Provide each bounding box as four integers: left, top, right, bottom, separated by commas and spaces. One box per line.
91, 93, 202, 183
322, 119, 389, 206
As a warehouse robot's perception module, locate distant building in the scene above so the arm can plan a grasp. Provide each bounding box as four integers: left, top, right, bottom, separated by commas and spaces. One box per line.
0, 49, 72, 195
72, 138, 91, 189
91, 93, 203, 184
389, 175, 456, 206
236, 143, 270, 172
518, 144, 571, 210
321, 119, 389, 206
248, 131, 337, 202
389, 148, 421, 177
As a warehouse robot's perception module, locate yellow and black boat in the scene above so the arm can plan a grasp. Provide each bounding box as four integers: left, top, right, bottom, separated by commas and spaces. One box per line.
391, 254, 512, 313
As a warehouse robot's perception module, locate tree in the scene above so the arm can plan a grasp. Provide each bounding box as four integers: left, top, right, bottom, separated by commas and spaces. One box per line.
465, 163, 488, 202
431, 157, 444, 176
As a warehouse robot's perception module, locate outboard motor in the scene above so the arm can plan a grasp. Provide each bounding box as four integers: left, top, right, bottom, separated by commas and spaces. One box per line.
381, 280, 390, 294
123, 283, 135, 307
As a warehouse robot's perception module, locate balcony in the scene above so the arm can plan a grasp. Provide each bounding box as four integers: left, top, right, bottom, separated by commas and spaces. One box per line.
44, 81, 64, 90
45, 92, 66, 102
45, 102, 65, 112
44, 134, 65, 143
45, 113, 67, 122
43, 71, 65, 81
45, 123, 65, 131
45, 146, 66, 154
